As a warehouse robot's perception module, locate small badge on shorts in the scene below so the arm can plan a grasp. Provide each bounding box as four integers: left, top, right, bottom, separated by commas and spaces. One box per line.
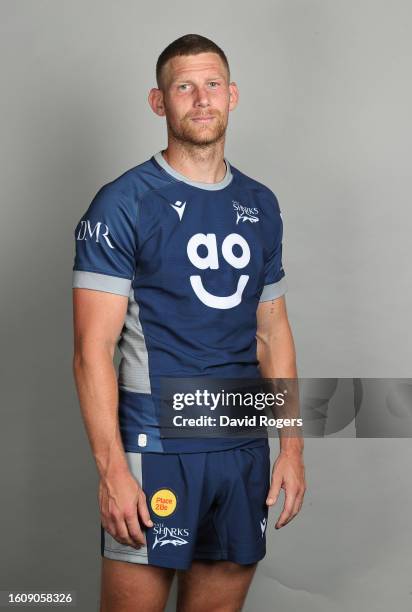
150, 488, 177, 517
137, 433, 147, 447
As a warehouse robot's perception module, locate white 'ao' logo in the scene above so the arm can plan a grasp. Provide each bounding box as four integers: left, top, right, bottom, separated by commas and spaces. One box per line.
187, 233, 250, 309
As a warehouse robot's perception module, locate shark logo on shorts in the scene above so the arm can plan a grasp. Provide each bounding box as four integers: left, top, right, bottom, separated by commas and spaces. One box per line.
152, 533, 188, 549
152, 523, 190, 549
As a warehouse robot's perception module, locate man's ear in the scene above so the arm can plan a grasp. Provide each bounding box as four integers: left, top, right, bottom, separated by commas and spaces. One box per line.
148, 88, 166, 117
228, 82, 239, 110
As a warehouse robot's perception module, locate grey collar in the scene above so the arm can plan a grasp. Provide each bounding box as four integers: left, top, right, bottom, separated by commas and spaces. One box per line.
154, 150, 233, 191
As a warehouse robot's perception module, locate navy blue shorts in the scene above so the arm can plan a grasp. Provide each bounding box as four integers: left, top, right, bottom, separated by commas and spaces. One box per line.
101, 442, 270, 570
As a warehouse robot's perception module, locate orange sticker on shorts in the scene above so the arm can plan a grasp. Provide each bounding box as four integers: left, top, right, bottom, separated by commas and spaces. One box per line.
150, 488, 177, 517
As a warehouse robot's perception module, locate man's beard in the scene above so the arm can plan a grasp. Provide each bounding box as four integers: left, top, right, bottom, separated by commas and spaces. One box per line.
167, 111, 227, 147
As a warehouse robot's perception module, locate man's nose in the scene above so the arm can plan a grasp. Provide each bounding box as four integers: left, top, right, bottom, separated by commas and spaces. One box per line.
193, 86, 211, 106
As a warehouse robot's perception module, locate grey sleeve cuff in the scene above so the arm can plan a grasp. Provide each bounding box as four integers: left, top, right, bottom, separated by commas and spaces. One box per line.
72, 270, 132, 296
259, 276, 287, 302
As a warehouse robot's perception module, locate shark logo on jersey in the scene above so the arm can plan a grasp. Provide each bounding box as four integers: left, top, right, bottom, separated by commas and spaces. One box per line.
232, 201, 259, 225
187, 233, 250, 309
170, 200, 187, 220
76, 220, 114, 248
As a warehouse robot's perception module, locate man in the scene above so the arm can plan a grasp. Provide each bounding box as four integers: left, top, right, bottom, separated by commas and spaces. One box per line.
72, 33, 306, 612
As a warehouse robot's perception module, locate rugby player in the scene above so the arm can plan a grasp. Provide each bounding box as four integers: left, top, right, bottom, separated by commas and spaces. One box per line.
72, 33, 306, 612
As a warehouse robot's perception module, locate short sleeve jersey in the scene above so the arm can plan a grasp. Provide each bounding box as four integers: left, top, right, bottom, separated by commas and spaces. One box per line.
73, 151, 287, 453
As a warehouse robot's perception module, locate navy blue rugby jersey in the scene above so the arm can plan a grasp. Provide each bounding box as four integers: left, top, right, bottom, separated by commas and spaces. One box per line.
72, 151, 287, 453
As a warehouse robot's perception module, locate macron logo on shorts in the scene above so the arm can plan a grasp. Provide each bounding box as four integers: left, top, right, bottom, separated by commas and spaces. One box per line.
260, 518, 267, 537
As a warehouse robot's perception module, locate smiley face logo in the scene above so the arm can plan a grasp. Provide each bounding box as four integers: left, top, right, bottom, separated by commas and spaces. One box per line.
187, 233, 250, 309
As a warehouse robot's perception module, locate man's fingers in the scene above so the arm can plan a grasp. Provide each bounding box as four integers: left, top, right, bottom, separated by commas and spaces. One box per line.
137, 491, 154, 528
124, 510, 146, 547
275, 486, 298, 528
99, 477, 154, 548
280, 496, 303, 528
292, 488, 305, 517
275, 484, 306, 528
266, 478, 282, 506
108, 514, 137, 548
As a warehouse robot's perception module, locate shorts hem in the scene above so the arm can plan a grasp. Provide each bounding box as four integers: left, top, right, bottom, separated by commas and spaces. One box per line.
193, 548, 266, 565
103, 547, 266, 569
102, 548, 192, 570
103, 549, 148, 565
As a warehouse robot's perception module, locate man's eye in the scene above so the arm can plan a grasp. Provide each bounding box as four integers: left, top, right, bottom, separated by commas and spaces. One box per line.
209, 81, 219, 88
178, 84, 189, 91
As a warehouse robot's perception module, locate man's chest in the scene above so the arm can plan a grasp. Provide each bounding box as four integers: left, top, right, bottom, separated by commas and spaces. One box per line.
134, 189, 270, 308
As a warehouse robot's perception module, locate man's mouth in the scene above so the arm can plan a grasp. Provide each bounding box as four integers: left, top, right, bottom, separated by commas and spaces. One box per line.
191, 116, 215, 123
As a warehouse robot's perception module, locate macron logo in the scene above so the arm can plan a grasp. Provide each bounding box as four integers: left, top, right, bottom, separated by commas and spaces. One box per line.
260, 518, 267, 537
170, 200, 186, 220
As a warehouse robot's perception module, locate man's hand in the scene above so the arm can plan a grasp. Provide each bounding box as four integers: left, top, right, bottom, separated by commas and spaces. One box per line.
266, 450, 306, 529
99, 466, 153, 548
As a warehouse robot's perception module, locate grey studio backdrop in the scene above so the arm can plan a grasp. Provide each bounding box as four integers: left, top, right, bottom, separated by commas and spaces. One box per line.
1, 1, 411, 611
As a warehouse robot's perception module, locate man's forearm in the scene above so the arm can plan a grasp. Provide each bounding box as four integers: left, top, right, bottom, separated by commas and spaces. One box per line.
73, 348, 129, 478
257, 324, 303, 454
257, 317, 297, 379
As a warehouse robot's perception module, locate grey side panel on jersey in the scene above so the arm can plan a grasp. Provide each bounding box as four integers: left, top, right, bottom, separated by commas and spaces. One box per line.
259, 277, 287, 302
102, 452, 149, 565
118, 287, 151, 394
72, 270, 132, 296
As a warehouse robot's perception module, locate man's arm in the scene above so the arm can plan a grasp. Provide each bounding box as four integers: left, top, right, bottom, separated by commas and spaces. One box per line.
72, 287, 153, 548
256, 295, 306, 528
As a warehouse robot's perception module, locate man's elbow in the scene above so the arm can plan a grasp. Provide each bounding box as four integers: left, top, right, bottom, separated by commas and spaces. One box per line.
72, 339, 115, 374
256, 327, 297, 376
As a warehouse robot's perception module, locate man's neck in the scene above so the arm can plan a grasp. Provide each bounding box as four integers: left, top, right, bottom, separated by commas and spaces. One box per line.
161, 143, 227, 184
